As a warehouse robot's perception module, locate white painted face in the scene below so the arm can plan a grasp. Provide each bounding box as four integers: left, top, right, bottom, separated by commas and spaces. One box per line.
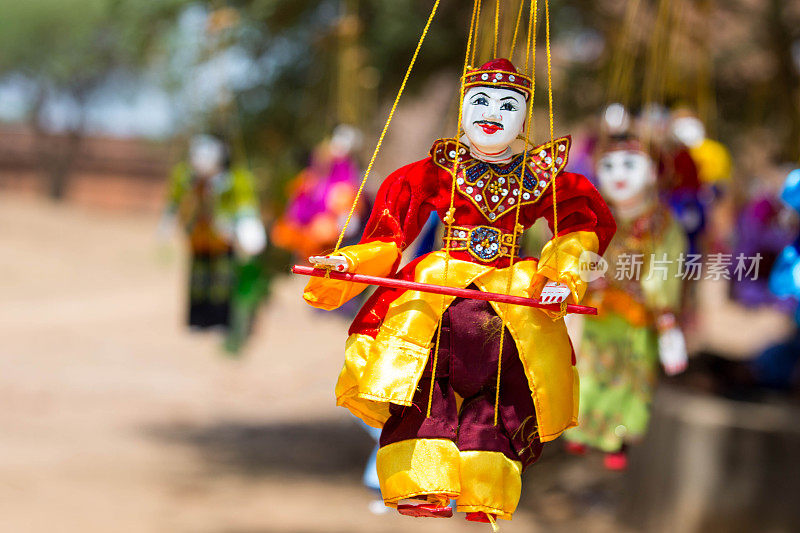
671, 116, 705, 148
596, 150, 655, 206
602, 103, 630, 135
461, 86, 526, 154
189, 135, 225, 178
329, 124, 362, 157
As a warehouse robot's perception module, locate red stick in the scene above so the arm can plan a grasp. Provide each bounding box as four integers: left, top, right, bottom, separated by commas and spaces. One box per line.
292, 265, 597, 315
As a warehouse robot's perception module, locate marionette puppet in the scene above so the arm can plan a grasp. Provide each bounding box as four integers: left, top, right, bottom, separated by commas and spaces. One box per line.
160, 134, 266, 331
671, 110, 733, 254
770, 169, 800, 313
759, 169, 800, 389
730, 191, 796, 313
650, 109, 706, 256
670, 111, 732, 196
564, 135, 688, 470
634, 107, 700, 255
301, 58, 615, 523
568, 103, 633, 189
272, 125, 364, 259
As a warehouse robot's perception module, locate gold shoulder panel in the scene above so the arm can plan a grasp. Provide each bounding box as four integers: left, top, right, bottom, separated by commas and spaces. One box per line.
521, 135, 571, 184
430, 138, 473, 173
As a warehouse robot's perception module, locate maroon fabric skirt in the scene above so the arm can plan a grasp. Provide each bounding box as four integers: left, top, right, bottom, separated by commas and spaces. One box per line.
379, 291, 543, 470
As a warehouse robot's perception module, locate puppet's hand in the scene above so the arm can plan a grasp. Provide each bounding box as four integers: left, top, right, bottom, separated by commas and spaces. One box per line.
309, 254, 351, 273
304, 254, 355, 310
658, 327, 688, 376
538, 281, 572, 304
304, 244, 395, 310
236, 216, 267, 256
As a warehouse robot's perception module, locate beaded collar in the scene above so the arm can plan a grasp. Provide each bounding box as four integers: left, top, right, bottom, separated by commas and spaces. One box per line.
430, 136, 571, 222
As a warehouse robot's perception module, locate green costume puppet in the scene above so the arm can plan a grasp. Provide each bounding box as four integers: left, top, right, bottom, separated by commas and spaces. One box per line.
161, 134, 266, 341
565, 135, 688, 470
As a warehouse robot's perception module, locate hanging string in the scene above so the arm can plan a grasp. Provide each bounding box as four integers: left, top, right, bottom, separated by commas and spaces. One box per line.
662, 0, 684, 105
335, 0, 362, 127
545, 0, 568, 320
695, 0, 716, 134
493, 0, 538, 427
606, 0, 641, 110
493, 0, 500, 58
509, 0, 527, 61
642, 0, 673, 151
427, 0, 480, 418
470, 0, 483, 66
642, 0, 664, 111
206, 2, 252, 182
330, 0, 442, 256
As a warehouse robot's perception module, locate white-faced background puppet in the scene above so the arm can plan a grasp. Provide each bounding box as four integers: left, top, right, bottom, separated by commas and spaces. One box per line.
563, 136, 687, 469
595, 137, 688, 375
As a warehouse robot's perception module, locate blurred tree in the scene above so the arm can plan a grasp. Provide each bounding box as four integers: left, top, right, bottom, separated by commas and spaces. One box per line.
0, 0, 190, 198
1, 0, 799, 199
217, 0, 470, 211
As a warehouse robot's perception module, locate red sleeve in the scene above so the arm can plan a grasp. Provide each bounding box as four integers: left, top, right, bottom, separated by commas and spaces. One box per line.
531, 171, 616, 255
359, 157, 445, 250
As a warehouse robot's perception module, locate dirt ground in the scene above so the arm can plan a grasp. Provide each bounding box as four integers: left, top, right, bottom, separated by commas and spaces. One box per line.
0, 195, 791, 533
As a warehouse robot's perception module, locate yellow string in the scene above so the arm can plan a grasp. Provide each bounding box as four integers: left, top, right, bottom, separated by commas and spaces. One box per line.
331, 0, 442, 255
643, 0, 672, 146
544, 0, 565, 323
493, 0, 500, 58
427, 0, 479, 418
695, 0, 715, 133
493, 0, 538, 427
509, 0, 526, 61
664, 0, 683, 105
471, 0, 483, 65
606, 0, 641, 108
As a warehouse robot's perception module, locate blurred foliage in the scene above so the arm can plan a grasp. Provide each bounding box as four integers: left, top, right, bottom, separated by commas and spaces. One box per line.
0, 0, 192, 197
225, 0, 471, 210
197, 0, 800, 175
0, 0, 188, 103
0, 0, 798, 191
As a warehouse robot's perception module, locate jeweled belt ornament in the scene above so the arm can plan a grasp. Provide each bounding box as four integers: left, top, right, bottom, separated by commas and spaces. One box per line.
443, 225, 521, 262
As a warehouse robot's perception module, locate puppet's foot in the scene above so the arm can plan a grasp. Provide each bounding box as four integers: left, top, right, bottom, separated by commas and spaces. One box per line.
397, 495, 453, 518
603, 451, 628, 471
465, 511, 494, 522
466, 512, 499, 531
564, 441, 588, 455
396, 503, 453, 518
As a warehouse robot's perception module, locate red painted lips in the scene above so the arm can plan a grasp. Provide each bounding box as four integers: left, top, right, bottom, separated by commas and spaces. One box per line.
475, 120, 503, 134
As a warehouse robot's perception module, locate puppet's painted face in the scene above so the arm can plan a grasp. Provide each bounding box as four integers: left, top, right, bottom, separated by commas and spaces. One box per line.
189, 135, 225, 178
462, 86, 526, 154
671, 116, 705, 148
596, 149, 655, 206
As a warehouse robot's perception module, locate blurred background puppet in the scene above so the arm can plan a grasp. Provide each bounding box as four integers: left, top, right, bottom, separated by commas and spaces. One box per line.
159, 134, 266, 349
565, 134, 688, 470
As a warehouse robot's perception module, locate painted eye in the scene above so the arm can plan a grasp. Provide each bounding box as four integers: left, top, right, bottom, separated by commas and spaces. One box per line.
500, 102, 517, 111
472, 97, 489, 106
624, 158, 635, 170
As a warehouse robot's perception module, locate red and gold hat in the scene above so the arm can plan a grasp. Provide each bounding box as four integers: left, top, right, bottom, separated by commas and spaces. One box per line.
462, 58, 532, 99
600, 134, 644, 154
594, 133, 657, 164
